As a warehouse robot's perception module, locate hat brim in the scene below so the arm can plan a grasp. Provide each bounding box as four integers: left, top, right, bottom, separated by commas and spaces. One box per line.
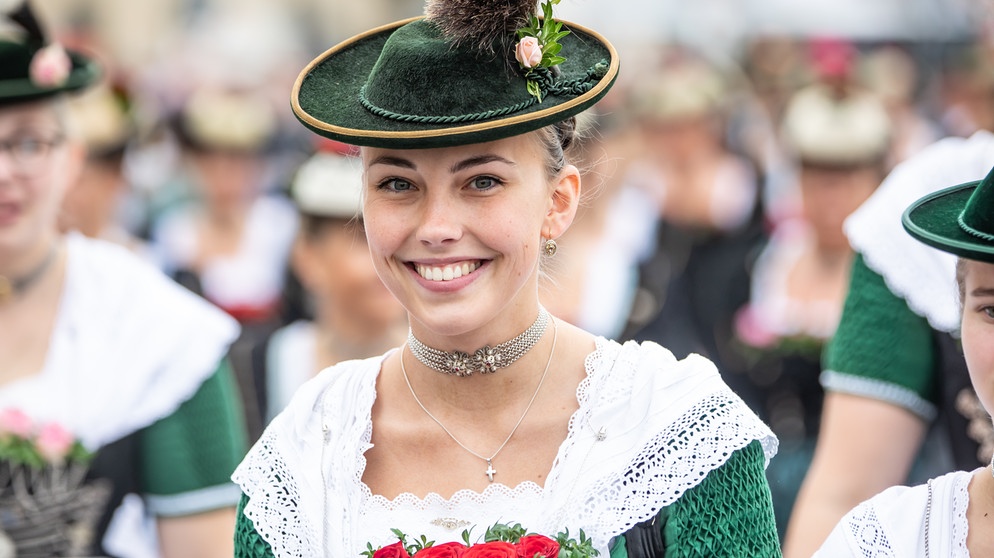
291, 17, 619, 149
902, 181, 994, 263
0, 50, 100, 106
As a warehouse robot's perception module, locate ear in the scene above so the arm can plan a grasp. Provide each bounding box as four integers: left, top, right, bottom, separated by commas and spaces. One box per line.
543, 164, 581, 239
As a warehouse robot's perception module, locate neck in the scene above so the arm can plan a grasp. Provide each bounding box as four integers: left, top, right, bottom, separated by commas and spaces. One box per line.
812, 244, 852, 269
0, 232, 59, 278
206, 201, 248, 228
0, 234, 62, 305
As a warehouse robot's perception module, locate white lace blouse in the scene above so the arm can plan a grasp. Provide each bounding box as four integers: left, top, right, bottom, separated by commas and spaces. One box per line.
816, 470, 973, 558
233, 337, 777, 556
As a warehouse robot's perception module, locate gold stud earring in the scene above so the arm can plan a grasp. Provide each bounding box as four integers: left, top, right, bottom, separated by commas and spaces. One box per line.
543, 238, 558, 257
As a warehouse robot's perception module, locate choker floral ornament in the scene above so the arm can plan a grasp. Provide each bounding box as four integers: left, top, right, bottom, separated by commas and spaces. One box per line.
363, 522, 599, 558
515, 0, 570, 102
0, 408, 112, 557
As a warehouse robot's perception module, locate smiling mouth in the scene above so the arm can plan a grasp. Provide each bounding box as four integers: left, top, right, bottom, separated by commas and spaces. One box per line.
414, 261, 481, 282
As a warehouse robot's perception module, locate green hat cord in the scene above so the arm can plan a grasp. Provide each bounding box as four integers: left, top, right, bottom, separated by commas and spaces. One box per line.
903, 164, 994, 263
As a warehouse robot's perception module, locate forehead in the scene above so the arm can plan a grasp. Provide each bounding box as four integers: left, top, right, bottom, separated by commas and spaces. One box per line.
360, 133, 542, 168
0, 100, 62, 134
963, 260, 994, 285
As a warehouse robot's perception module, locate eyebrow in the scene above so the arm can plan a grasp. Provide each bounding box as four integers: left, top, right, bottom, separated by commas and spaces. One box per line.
449, 154, 515, 173
969, 287, 994, 298
368, 155, 416, 169
367, 153, 516, 173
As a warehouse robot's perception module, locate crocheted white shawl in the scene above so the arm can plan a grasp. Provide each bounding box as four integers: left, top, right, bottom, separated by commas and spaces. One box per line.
0, 233, 239, 449
233, 338, 777, 556
845, 130, 994, 333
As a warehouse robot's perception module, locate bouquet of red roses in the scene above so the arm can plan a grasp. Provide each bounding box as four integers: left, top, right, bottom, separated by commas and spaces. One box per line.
363, 522, 598, 558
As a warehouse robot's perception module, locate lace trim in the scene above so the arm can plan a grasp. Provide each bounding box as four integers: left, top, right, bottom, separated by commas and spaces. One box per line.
820, 370, 937, 422
232, 428, 318, 557
844, 502, 896, 557
567, 393, 777, 548
950, 472, 970, 558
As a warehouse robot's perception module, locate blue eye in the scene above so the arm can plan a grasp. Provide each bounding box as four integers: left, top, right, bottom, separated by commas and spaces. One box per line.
470, 176, 501, 191
378, 178, 413, 192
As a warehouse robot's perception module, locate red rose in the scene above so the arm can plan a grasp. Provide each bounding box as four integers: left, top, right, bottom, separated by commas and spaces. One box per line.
414, 542, 468, 557
374, 541, 411, 558
462, 541, 518, 558
516, 535, 560, 558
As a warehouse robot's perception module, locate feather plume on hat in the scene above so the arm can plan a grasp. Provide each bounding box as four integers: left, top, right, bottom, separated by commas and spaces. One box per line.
425, 0, 538, 53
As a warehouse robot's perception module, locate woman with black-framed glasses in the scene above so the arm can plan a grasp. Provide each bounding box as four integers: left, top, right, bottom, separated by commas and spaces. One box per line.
0, 2, 248, 556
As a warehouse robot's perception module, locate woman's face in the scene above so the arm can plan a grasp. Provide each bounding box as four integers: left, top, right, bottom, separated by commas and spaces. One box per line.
960, 259, 994, 416
361, 134, 578, 341
0, 101, 80, 260
293, 221, 404, 331
799, 164, 880, 251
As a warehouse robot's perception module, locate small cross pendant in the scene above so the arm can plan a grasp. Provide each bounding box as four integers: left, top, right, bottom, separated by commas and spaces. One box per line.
485, 460, 496, 482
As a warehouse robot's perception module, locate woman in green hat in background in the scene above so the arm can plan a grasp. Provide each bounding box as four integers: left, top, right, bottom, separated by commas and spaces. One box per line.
233, 1, 780, 556
815, 164, 994, 556
0, 2, 247, 556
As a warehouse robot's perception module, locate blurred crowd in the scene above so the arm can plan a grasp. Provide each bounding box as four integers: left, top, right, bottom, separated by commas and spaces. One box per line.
32, 0, 994, 548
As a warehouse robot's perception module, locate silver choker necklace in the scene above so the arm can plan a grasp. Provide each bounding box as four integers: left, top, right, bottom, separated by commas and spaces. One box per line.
407, 307, 550, 376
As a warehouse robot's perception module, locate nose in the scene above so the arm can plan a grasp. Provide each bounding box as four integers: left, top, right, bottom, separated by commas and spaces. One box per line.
416, 190, 462, 247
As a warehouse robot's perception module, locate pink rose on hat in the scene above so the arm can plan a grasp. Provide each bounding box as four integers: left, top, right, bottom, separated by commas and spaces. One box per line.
515, 36, 542, 69
29, 43, 72, 87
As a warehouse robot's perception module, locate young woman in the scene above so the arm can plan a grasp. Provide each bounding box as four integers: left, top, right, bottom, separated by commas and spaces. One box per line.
815, 163, 994, 556
233, 1, 780, 556
0, 3, 246, 556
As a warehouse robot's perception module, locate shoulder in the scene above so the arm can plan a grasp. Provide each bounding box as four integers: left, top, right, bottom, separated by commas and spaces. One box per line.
65, 233, 236, 333
238, 354, 387, 475
819, 470, 971, 556
588, 338, 725, 406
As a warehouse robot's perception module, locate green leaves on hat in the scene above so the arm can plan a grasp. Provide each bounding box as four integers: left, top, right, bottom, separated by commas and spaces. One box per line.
515, 0, 570, 102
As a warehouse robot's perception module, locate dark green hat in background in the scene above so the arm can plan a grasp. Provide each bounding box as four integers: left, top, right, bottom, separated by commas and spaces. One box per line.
0, 1, 100, 106
903, 164, 994, 263
291, 0, 619, 149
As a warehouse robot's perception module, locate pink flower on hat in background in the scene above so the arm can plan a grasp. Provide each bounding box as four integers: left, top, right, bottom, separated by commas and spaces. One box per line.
0, 408, 33, 438
515, 36, 542, 69
29, 43, 71, 88
35, 422, 75, 462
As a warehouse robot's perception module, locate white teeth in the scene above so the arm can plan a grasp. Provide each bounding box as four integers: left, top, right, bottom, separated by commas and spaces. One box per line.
416, 261, 480, 282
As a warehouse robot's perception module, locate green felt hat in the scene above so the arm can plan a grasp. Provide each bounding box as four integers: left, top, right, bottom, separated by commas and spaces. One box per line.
0, 2, 99, 106
291, 1, 619, 149
903, 165, 994, 263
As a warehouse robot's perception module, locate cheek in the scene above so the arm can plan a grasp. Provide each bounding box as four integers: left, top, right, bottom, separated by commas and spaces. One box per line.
962, 319, 994, 415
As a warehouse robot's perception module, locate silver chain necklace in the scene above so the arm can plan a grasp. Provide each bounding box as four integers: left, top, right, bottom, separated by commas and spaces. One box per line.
407, 307, 550, 376
400, 317, 557, 482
